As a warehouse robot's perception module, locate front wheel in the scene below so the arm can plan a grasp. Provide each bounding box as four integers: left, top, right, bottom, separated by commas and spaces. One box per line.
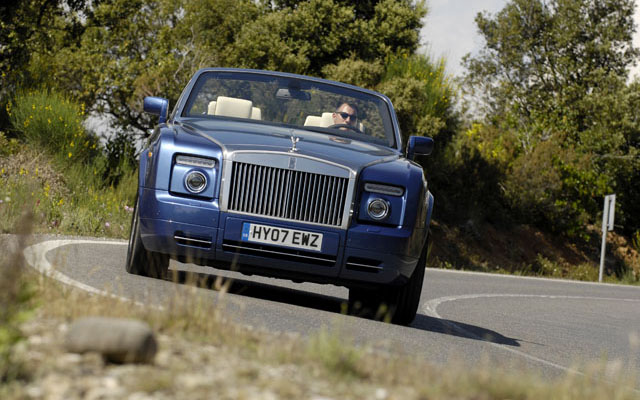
348, 237, 429, 325
125, 195, 169, 279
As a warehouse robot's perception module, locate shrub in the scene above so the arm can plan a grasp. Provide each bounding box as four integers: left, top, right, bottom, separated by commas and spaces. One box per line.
7, 91, 99, 164
376, 53, 457, 146
502, 138, 611, 237
0, 131, 20, 157
0, 217, 35, 382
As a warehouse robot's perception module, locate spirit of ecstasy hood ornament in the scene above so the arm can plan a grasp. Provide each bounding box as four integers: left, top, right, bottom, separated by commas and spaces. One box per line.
289, 133, 300, 153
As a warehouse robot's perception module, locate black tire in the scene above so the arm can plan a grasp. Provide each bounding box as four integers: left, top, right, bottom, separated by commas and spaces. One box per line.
348, 236, 430, 325
125, 195, 169, 279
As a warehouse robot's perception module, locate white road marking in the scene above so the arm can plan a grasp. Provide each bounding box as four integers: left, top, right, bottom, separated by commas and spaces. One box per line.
23, 239, 129, 302
422, 293, 640, 374
428, 267, 640, 288
22, 238, 640, 380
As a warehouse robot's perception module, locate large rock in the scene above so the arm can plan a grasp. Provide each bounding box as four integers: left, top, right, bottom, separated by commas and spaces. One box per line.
64, 317, 157, 364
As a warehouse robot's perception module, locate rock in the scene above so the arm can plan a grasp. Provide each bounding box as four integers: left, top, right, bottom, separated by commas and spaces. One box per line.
64, 317, 157, 364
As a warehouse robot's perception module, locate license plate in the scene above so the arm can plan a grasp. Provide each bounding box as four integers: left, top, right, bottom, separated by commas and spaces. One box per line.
241, 223, 323, 252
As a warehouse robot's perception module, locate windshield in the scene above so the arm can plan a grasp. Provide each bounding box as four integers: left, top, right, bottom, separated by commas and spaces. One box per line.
181, 71, 397, 148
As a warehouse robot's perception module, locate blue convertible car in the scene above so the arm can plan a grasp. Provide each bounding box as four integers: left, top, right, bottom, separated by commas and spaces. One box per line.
126, 68, 434, 325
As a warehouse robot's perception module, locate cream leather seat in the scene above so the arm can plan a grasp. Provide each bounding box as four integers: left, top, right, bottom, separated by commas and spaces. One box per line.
250, 107, 262, 120
304, 115, 323, 126
207, 98, 262, 120
214, 96, 253, 118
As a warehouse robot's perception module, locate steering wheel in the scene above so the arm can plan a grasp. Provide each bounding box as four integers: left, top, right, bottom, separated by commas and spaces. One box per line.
328, 123, 361, 133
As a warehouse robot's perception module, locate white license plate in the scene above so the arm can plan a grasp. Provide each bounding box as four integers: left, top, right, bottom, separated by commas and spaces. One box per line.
241, 223, 323, 252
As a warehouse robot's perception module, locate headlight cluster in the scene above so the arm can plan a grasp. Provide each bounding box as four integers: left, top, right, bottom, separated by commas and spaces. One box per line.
361, 183, 404, 224
367, 198, 390, 220
171, 155, 217, 198
185, 171, 207, 194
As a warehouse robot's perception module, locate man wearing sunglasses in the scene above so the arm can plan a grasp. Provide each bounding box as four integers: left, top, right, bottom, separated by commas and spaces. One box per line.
332, 102, 359, 131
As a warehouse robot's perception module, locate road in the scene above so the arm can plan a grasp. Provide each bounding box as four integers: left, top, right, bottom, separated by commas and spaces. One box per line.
22, 236, 640, 381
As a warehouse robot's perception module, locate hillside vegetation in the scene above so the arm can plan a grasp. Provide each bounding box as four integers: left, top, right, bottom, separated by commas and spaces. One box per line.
1, 3, 640, 396
2, 0, 639, 282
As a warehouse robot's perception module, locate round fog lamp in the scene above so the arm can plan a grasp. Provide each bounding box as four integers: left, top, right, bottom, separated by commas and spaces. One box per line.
185, 171, 207, 194
367, 198, 390, 220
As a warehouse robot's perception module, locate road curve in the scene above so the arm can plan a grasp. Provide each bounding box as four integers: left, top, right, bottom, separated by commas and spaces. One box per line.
22, 236, 640, 381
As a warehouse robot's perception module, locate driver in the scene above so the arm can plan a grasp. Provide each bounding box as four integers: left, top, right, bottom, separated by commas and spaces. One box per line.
332, 102, 358, 129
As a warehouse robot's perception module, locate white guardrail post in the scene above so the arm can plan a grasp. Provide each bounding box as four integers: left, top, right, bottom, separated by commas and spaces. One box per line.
599, 194, 616, 283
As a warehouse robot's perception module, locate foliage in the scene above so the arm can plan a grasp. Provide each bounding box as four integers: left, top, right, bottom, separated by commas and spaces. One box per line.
377, 53, 456, 145
0, 147, 137, 238
0, 1, 93, 102
21, 0, 426, 138
0, 218, 35, 383
2, 90, 137, 237
7, 91, 99, 164
432, 122, 514, 223
306, 328, 365, 379
462, 0, 640, 236
0, 132, 20, 157
102, 131, 138, 186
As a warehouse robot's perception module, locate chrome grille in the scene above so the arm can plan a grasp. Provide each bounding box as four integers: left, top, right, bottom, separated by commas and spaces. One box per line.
227, 162, 348, 227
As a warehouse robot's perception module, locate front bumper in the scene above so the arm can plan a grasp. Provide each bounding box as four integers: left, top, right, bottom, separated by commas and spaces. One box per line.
139, 188, 421, 287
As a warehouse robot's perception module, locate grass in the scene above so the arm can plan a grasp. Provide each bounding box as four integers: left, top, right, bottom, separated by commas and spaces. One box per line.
0, 143, 136, 238
1, 235, 639, 398
0, 213, 35, 384
2, 89, 640, 397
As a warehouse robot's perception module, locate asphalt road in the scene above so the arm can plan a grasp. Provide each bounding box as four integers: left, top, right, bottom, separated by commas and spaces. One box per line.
22, 236, 640, 381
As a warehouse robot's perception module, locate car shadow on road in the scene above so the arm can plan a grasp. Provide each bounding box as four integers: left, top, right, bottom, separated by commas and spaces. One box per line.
412, 314, 521, 347
168, 269, 521, 348
169, 269, 345, 313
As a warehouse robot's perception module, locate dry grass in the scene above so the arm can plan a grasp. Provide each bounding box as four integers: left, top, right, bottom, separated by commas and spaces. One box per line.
1, 231, 639, 399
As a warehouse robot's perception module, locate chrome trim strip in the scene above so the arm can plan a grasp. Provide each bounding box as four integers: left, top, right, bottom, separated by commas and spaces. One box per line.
346, 262, 383, 271
222, 243, 335, 264
229, 151, 356, 178
174, 235, 213, 246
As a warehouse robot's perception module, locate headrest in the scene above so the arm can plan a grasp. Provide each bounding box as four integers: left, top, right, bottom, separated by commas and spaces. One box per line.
251, 107, 262, 120
304, 115, 323, 126
214, 96, 253, 118
207, 101, 217, 115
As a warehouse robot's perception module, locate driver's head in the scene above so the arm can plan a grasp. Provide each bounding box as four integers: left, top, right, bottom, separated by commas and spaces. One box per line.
332, 102, 358, 126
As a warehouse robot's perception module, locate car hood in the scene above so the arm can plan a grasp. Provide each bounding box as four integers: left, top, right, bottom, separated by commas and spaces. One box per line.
179, 119, 401, 172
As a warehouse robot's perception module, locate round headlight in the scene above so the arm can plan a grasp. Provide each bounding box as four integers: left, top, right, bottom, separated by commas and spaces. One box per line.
185, 171, 207, 194
367, 198, 390, 220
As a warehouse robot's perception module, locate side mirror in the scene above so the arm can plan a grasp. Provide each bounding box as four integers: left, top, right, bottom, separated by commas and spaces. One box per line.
406, 136, 434, 160
143, 97, 169, 123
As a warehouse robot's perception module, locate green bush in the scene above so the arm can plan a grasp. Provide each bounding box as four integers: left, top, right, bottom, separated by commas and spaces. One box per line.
7, 91, 99, 164
0, 132, 20, 157
502, 138, 611, 237
376, 53, 456, 145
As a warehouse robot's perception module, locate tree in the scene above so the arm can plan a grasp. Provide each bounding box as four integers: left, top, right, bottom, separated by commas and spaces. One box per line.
32, 0, 426, 137
462, 0, 640, 235
0, 0, 93, 130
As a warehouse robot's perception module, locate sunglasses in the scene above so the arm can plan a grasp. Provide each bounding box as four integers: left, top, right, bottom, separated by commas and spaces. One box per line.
337, 111, 357, 121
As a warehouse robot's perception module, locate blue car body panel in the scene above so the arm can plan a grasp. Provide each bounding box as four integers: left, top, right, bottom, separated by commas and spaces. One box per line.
136, 68, 434, 289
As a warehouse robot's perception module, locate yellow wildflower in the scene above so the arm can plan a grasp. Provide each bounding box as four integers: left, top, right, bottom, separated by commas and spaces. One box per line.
68, 152, 72, 158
